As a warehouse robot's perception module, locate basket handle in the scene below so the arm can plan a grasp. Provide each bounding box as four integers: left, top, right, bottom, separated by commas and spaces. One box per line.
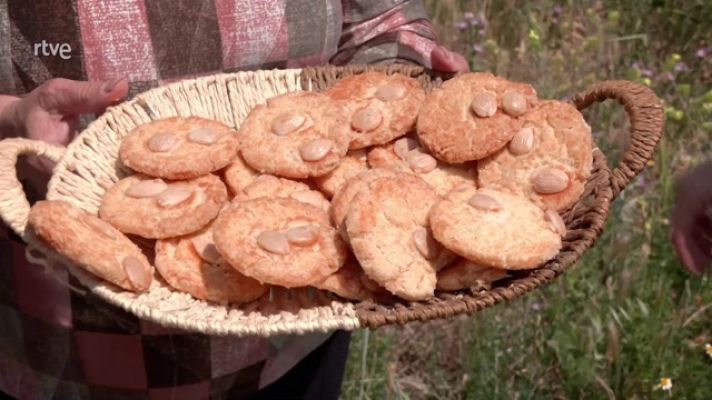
0, 138, 66, 237
570, 80, 664, 199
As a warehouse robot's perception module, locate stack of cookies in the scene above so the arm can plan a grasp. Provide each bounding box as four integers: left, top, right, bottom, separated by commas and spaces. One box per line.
28, 71, 593, 307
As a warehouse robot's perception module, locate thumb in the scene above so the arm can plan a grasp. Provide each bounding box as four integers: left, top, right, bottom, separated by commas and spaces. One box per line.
431, 46, 470, 73
36, 77, 128, 115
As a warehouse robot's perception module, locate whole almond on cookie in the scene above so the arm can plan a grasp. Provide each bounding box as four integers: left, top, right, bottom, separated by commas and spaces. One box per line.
119, 116, 239, 180
478, 100, 593, 211
155, 223, 267, 304
345, 176, 454, 300
366, 138, 477, 196
100, 174, 228, 239
29, 200, 154, 293
213, 198, 347, 288
325, 71, 425, 149
417, 72, 539, 163
429, 186, 562, 269
239, 91, 351, 179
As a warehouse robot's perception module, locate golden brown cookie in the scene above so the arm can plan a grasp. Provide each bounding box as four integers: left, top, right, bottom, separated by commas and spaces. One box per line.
417, 72, 539, 163
119, 116, 239, 180
429, 186, 563, 270
28, 200, 153, 292
239, 91, 351, 178
436, 258, 509, 291
234, 174, 330, 212
312, 256, 382, 301
477, 100, 593, 211
155, 224, 267, 304
222, 153, 259, 196
99, 174, 228, 239
213, 198, 348, 288
345, 176, 451, 300
330, 168, 422, 241
312, 149, 369, 199
367, 136, 477, 195
325, 72, 425, 149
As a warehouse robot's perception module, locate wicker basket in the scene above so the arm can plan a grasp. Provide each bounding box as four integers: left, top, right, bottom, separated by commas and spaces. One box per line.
0, 65, 664, 336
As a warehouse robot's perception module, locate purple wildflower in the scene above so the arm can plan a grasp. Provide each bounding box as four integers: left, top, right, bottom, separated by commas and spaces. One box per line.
640, 68, 653, 77
454, 21, 468, 30
472, 44, 483, 53
531, 302, 542, 312
473, 15, 487, 29
660, 71, 675, 81
553, 5, 563, 14
631, 61, 641, 70
636, 175, 647, 189
464, 11, 475, 21
696, 47, 708, 59
673, 62, 688, 73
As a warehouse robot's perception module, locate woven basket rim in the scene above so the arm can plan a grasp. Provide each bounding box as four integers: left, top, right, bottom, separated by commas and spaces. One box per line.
0, 64, 664, 335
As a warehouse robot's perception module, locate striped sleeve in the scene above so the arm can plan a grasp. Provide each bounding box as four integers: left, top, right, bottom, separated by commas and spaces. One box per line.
332, 0, 438, 68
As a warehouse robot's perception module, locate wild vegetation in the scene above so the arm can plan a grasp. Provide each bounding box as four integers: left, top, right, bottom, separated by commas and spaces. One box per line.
342, 1, 712, 398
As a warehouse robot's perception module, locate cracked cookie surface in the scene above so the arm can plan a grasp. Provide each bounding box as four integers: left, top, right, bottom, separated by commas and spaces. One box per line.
429, 186, 563, 269
346, 176, 451, 300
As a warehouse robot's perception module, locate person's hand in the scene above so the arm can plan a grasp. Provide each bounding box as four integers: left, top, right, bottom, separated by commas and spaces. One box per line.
0, 78, 128, 194
5, 77, 128, 145
1, 78, 128, 174
671, 161, 712, 275
430, 45, 470, 73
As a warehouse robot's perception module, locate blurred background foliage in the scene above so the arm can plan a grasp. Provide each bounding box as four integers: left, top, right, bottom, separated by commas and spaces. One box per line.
342, 1, 711, 398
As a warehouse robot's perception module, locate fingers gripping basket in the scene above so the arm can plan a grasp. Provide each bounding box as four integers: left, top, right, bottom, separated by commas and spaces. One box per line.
0, 65, 664, 336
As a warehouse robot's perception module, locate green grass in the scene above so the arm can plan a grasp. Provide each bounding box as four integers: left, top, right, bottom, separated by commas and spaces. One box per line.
342, 1, 712, 398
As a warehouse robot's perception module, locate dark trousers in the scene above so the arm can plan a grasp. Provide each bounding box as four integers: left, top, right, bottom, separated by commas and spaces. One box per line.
250, 330, 352, 400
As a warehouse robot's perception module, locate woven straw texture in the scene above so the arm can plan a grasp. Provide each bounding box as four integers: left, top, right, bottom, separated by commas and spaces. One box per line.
0, 65, 664, 336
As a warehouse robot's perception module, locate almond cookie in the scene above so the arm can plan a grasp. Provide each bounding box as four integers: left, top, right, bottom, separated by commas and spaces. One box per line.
99, 174, 228, 239
312, 149, 369, 199
331, 168, 423, 241
222, 153, 259, 196
239, 91, 351, 178
28, 200, 153, 293
346, 176, 451, 300
155, 225, 267, 304
367, 136, 477, 195
119, 116, 239, 180
213, 198, 347, 288
234, 174, 331, 212
436, 258, 509, 291
325, 72, 425, 149
312, 256, 384, 301
417, 72, 539, 163
429, 186, 563, 269
477, 100, 593, 211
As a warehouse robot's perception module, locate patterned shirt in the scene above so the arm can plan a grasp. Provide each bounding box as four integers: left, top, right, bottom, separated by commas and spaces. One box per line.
0, 0, 440, 398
